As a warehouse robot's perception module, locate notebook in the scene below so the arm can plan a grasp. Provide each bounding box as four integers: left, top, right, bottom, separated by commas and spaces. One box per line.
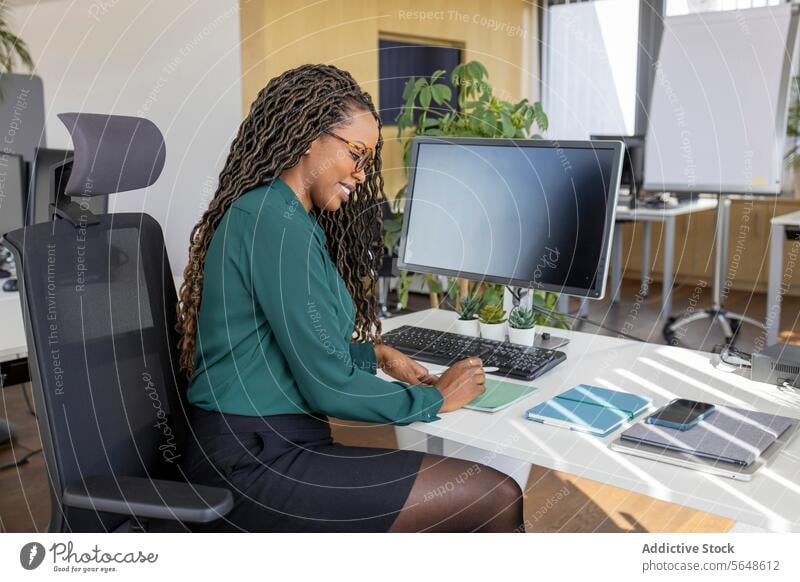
464, 378, 537, 413
526, 384, 652, 436
620, 405, 796, 466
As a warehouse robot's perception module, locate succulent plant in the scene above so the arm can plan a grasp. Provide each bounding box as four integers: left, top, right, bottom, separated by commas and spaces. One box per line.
478, 302, 507, 325
509, 306, 536, 330
457, 293, 482, 320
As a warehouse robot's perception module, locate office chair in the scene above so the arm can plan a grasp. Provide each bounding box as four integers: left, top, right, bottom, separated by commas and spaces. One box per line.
3, 113, 232, 532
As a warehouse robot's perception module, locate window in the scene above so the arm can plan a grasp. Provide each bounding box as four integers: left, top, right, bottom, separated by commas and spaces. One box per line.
543, 0, 640, 139
665, 0, 782, 17
378, 36, 461, 126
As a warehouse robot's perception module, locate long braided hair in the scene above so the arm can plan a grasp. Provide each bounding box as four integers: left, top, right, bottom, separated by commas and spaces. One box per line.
176, 64, 385, 376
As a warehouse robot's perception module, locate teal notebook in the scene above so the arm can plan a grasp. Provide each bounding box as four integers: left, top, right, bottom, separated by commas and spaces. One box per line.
465, 379, 538, 413
526, 384, 652, 436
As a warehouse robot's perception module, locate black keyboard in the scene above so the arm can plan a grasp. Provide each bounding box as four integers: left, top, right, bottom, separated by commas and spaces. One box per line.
381, 325, 566, 381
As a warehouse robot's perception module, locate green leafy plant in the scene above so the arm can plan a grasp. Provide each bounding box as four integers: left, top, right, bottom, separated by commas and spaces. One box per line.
386, 60, 556, 310
478, 302, 507, 325
0, 5, 34, 75
509, 306, 536, 330
0, 5, 34, 102
456, 293, 482, 321
393, 61, 547, 141
786, 75, 800, 169
531, 290, 570, 330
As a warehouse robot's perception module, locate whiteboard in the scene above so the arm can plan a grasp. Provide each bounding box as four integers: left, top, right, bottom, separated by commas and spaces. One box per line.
644, 4, 798, 195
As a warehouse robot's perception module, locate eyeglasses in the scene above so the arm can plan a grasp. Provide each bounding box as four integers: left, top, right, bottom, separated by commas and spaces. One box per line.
325, 131, 375, 173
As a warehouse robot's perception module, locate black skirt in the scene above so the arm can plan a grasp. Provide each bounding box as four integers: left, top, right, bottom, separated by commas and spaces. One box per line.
181, 405, 426, 532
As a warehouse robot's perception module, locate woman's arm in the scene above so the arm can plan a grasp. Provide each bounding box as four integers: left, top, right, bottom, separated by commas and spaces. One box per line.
242, 209, 443, 425
349, 342, 439, 385
348, 341, 378, 374
374, 344, 439, 385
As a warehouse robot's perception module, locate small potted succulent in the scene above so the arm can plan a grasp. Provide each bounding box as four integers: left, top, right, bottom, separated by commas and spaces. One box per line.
453, 293, 482, 337
478, 302, 507, 342
508, 305, 536, 347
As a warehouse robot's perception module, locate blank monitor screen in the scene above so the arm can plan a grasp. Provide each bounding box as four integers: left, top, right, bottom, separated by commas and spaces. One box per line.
398, 137, 624, 298
0, 153, 26, 237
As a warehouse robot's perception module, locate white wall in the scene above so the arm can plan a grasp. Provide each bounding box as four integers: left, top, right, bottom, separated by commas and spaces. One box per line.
9, 0, 243, 275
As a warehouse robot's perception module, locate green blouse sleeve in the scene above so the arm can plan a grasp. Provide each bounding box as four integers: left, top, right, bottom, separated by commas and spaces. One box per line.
349, 342, 378, 375
242, 209, 443, 425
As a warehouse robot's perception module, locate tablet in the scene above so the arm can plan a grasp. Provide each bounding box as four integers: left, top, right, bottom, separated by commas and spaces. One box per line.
609, 421, 800, 481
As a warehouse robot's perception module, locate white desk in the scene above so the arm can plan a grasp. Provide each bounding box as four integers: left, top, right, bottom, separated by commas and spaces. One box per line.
766, 210, 800, 345
610, 198, 718, 318
1, 291, 27, 440
0, 292, 26, 364
0, 277, 184, 365
381, 308, 800, 532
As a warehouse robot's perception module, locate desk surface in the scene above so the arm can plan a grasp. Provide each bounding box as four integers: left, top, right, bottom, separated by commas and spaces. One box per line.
772, 210, 800, 226
0, 292, 26, 363
615, 197, 717, 220
380, 308, 800, 532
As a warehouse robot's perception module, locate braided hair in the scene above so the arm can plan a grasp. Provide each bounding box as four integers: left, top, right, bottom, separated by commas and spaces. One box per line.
176, 64, 385, 376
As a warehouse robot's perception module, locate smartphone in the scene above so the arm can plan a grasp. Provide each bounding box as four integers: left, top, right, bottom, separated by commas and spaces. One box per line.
646, 398, 715, 431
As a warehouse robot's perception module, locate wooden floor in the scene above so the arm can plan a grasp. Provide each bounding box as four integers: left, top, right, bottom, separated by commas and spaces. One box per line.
2, 279, 798, 532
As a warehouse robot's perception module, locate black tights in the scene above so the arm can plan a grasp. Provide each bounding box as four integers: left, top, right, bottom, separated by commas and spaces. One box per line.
389, 454, 525, 532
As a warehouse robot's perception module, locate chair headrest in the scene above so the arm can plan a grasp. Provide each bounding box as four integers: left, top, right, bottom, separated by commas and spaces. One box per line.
58, 112, 166, 197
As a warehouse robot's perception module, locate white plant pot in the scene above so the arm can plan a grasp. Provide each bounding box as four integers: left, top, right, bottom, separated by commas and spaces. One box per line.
452, 318, 480, 337
508, 326, 536, 347
479, 321, 507, 342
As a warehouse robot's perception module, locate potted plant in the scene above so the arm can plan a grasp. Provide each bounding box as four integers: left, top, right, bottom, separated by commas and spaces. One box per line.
452, 292, 482, 337
478, 302, 507, 341
0, 5, 34, 99
387, 61, 551, 309
508, 305, 536, 346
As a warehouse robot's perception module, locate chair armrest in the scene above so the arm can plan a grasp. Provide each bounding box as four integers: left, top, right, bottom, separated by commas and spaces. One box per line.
63, 475, 233, 524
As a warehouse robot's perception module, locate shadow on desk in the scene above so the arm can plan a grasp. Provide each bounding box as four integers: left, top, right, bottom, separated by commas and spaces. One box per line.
0, 386, 733, 533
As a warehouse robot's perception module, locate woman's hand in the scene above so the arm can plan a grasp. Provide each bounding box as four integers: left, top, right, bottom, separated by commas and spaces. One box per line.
434, 358, 486, 413
374, 344, 439, 386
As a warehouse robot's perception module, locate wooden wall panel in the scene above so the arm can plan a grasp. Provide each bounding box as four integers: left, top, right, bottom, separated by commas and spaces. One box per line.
239, 0, 534, 200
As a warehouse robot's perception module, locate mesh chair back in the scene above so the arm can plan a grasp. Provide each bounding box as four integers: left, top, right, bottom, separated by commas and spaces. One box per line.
4, 213, 188, 532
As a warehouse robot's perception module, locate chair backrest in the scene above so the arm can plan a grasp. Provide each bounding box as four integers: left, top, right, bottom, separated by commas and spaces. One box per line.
57, 112, 166, 197
2, 114, 188, 533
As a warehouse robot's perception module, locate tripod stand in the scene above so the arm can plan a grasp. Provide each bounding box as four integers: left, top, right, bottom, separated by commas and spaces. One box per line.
662, 194, 765, 346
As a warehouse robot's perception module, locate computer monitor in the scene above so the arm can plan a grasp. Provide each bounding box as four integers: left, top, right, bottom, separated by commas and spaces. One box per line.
591, 134, 644, 204
397, 137, 624, 299
0, 152, 26, 237
27, 147, 108, 225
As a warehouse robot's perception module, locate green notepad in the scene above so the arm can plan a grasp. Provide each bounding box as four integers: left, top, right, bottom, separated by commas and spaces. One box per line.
464, 378, 538, 413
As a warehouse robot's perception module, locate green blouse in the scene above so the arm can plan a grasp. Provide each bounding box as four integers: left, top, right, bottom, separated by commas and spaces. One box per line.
187, 178, 444, 425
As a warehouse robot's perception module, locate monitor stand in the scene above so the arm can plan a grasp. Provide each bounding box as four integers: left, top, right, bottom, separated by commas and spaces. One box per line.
533, 331, 570, 350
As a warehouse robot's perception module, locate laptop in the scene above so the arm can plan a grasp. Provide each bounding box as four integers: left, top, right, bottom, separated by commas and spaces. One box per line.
609, 413, 800, 481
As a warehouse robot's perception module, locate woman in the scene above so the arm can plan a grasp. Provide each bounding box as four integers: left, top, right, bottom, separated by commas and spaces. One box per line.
176, 64, 524, 532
